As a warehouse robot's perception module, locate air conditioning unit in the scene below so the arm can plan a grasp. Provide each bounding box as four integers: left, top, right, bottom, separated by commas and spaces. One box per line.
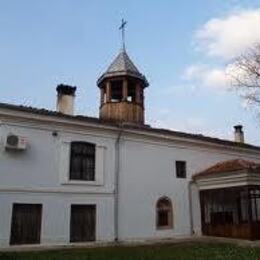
5, 134, 27, 150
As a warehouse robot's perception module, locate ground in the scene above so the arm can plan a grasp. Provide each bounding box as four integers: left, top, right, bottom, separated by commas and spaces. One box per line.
1, 242, 260, 260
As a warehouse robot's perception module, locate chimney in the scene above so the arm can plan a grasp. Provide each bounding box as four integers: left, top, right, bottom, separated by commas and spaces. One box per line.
56, 84, 76, 115
234, 125, 244, 143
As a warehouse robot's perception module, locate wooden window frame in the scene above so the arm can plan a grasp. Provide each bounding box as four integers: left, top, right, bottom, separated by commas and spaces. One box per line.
175, 160, 187, 178
70, 204, 96, 242
10, 203, 42, 245
156, 197, 173, 230
69, 141, 96, 181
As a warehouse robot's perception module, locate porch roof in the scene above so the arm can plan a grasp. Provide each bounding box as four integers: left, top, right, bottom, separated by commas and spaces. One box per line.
193, 159, 260, 180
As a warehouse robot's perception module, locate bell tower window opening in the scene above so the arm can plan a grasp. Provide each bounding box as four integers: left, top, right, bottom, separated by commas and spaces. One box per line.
111, 80, 123, 102
100, 85, 106, 105
103, 88, 107, 103
127, 81, 136, 102
103, 86, 107, 104
140, 89, 144, 104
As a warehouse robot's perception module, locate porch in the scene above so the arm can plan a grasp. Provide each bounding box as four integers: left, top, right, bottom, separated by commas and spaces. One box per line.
193, 159, 260, 240
200, 186, 260, 240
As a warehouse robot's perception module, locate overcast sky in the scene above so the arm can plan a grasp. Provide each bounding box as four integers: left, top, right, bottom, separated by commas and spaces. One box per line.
1, 0, 260, 144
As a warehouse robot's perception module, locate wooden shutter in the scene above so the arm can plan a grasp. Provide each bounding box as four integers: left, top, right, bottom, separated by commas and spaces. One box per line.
10, 204, 42, 245
70, 205, 96, 242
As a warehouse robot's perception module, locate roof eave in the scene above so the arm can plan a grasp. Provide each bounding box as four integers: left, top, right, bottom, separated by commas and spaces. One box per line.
97, 71, 149, 87
1, 103, 260, 153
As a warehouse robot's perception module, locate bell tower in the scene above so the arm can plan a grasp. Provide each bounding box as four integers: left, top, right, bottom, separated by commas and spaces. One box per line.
97, 20, 148, 124
97, 49, 148, 124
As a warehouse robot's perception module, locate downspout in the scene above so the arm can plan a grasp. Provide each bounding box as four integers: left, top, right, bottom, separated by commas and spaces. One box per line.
114, 124, 124, 242
188, 180, 194, 236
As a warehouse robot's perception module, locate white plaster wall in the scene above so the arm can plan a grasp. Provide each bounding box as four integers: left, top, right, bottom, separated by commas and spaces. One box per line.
117, 136, 260, 241
0, 193, 114, 247
190, 183, 201, 236
1, 116, 260, 245
0, 123, 116, 193
0, 121, 116, 247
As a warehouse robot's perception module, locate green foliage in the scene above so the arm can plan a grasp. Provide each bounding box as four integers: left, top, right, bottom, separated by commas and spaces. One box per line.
0, 242, 260, 260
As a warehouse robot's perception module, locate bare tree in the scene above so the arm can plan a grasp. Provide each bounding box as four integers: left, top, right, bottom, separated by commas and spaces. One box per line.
229, 44, 260, 108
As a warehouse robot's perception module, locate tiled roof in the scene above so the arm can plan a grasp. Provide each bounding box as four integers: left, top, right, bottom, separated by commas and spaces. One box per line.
193, 159, 260, 179
107, 50, 140, 74
1, 102, 260, 152
0, 102, 111, 125
97, 49, 148, 86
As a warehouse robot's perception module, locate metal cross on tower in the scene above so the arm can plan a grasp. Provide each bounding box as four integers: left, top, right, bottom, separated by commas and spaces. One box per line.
119, 19, 127, 50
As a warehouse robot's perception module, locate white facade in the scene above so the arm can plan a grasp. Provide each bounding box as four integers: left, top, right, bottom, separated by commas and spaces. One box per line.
0, 105, 260, 247
0, 110, 116, 247
117, 130, 260, 240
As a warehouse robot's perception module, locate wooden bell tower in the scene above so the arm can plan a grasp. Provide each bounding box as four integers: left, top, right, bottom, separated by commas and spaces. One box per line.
97, 49, 149, 124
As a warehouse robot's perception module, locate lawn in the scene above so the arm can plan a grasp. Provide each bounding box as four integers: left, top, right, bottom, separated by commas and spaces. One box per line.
1, 242, 260, 260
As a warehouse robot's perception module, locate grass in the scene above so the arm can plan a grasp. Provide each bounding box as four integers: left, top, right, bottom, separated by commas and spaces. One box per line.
1, 242, 260, 260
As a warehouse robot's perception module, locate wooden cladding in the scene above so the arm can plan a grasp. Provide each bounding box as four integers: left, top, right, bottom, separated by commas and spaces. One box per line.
200, 186, 260, 240
99, 76, 145, 124
100, 102, 144, 124
10, 204, 42, 245
70, 205, 96, 242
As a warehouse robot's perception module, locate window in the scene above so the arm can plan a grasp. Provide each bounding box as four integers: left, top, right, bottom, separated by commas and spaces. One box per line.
10, 204, 42, 245
70, 205, 96, 242
127, 82, 136, 102
250, 188, 260, 222
111, 80, 123, 102
70, 142, 95, 181
156, 197, 173, 229
175, 161, 186, 178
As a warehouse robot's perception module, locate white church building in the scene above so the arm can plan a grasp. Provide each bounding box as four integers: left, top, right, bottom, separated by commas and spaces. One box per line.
1, 47, 260, 248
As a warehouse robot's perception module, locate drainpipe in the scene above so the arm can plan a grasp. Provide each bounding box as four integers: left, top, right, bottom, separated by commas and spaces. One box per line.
188, 180, 194, 236
114, 124, 124, 242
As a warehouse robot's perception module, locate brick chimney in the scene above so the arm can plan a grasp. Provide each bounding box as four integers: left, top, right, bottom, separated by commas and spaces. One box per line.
56, 84, 76, 115
234, 125, 244, 143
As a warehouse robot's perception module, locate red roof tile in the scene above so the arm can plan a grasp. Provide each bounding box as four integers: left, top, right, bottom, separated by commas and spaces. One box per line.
193, 159, 260, 179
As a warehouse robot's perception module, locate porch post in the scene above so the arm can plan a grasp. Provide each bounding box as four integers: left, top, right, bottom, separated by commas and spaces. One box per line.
246, 186, 253, 239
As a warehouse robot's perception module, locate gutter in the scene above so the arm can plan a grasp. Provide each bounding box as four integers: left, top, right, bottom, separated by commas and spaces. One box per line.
114, 124, 124, 241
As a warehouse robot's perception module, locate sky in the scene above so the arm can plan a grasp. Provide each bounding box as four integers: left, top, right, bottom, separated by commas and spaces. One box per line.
0, 0, 260, 144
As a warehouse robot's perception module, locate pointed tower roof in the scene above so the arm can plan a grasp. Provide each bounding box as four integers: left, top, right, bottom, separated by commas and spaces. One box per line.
97, 49, 149, 87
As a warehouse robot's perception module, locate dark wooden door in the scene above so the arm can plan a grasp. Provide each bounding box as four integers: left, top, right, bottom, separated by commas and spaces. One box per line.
70, 205, 96, 242
10, 204, 42, 245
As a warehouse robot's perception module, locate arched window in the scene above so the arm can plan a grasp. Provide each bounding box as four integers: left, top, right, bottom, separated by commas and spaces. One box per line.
156, 197, 173, 229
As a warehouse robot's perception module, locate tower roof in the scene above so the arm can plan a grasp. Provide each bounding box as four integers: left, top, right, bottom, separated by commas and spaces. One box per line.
97, 49, 149, 86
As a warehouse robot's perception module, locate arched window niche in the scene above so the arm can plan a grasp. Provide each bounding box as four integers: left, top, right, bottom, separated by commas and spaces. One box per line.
156, 197, 173, 230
